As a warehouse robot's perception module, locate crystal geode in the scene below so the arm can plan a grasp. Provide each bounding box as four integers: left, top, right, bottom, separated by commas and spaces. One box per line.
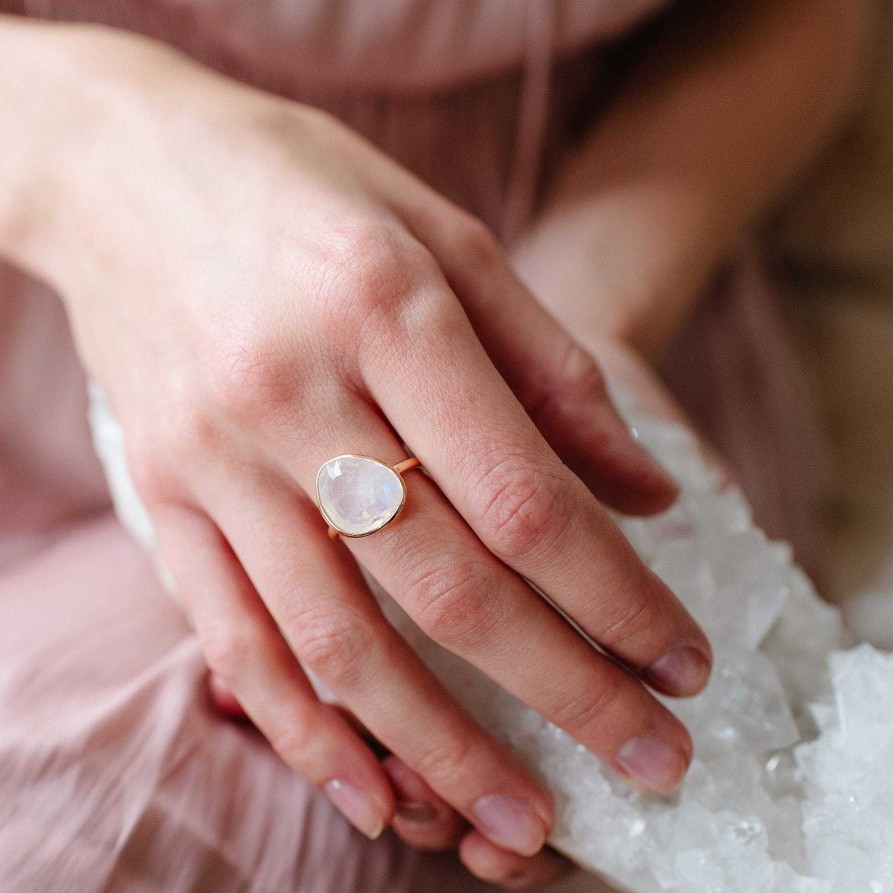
89, 386, 893, 893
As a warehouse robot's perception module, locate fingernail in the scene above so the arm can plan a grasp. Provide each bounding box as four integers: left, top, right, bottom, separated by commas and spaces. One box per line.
637, 445, 677, 483
395, 800, 441, 825
325, 779, 384, 839
615, 736, 689, 793
381, 756, 445, 827
646, 647, 711, 696
472, 794, 547, 856
622, 428, 678, 484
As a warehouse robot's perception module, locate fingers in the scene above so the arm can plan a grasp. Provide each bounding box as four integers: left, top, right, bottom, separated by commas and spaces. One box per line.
336, 458, 694, 792
587, 338, 736, 485
382, 757, 572, 892
263, 391, 694, 792
202, 689, 557, 888
151, 503, 395, 839
208, 672, 249, 719
382, 756, 466, 851
460, 831, 572, 890
205, 684, 472, 853
401, 202, 678, 515
205, 687, 569, 892
357, 274, 711, 697
207, 682, 470, 852
202, 469, 556, 856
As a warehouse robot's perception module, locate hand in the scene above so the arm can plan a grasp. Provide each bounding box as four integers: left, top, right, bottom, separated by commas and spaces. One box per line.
205, 338, 707, 890
210, 677, 574, 889
44, 27, 711, 867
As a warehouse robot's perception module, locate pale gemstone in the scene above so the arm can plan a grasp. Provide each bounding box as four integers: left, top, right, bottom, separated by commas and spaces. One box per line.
316, 455, 406, 536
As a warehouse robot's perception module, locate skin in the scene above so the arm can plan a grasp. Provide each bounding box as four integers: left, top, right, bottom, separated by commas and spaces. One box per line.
0, 13, 706, 883
0, 0, 870, 887
211, 0, 873, 883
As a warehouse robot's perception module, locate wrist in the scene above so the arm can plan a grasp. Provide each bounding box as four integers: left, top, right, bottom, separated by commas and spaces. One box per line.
0, 18, 115, 282
0, 15, 147, 285
0, 18, 211, 295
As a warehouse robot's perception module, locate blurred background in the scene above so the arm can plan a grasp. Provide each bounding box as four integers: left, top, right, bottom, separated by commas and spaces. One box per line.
770, 1, 893, 646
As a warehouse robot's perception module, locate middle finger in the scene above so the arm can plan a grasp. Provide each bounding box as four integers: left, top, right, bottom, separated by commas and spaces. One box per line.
358, 274, 711, 698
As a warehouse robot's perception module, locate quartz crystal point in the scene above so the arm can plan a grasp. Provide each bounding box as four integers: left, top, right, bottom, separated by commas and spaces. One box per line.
89, 384, 893, 893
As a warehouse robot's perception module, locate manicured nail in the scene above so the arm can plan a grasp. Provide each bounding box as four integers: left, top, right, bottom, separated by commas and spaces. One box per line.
615, 736, 689, 793
325, 779, 384, 839
646, 646, 711, 696
472, 794, 547, 856
395, 800, 441, 825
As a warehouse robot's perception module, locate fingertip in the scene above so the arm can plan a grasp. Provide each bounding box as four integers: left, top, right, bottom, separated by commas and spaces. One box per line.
644, 645, 712, 698
207, 672, 250, 720
325, 777, 392, 840
562, 399, 681, 517
614, 732, 691, 795
471, 793, 550, 857
594, 432, 680, 517
382, 755, 466, 850
459, 830, 570, 890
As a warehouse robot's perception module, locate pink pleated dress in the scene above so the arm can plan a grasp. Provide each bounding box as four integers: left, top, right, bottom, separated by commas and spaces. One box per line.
0, 2, 828, 891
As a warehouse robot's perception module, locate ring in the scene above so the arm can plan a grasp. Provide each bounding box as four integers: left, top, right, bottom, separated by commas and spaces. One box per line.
316, 454, 423, 539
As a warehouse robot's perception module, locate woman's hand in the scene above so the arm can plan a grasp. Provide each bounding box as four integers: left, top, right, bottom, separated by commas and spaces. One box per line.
1, 21, 712, 868
211, 679, 575, 889
205, 336, 708, 889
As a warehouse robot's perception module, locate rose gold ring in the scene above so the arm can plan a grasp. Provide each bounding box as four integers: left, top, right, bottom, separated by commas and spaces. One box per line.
316, 454, 423, 539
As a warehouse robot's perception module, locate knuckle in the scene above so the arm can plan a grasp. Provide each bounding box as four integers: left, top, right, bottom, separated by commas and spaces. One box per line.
325, 221, 404, 278
311, 222, 452, 364
408, 562, 502, 651
206, 334, 295, 422
125, 441, 168, 503
551, 678, 623, 735
264, 715, 317, 770
199, 621, 261, 682
527, 343, 610, 434
316, 223, 416, 328
598, 591, 663, 652
165, 398, 219, 458
412, 733, 474, 782
475, 459, 570, 561
554, 341, 607, 399
451, 213, 500, 270
291, 610, 372, 689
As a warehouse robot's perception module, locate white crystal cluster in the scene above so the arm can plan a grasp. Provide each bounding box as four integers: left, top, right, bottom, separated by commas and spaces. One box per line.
89, 387, 893, 893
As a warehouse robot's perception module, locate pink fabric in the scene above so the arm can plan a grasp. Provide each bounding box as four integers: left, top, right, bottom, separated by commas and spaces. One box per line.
0, 514, 493, 893
662, 249, 831, 583
0, 2, 826, 890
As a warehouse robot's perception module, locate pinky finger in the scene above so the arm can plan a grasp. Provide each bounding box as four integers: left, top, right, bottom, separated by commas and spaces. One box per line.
152, 503, 396, 839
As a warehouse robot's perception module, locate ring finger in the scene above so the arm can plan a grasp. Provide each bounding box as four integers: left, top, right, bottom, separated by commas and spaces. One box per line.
150, 502, 396, 838
199, 463, 556, 856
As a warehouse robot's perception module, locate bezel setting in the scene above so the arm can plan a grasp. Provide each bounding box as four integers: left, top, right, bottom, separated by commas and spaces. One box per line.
316, 454, 409, 538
